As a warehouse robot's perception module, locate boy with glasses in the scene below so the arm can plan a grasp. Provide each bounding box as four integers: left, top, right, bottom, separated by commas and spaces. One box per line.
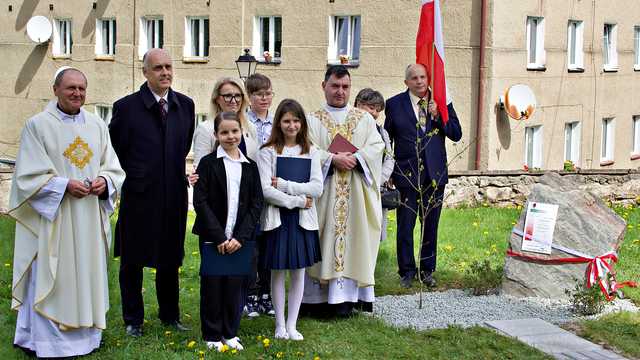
244, 73, 276, 317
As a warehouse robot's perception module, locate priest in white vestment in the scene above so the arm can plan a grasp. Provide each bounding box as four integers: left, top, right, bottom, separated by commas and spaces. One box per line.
8, 68, 124, 358
301, 65, 384, 316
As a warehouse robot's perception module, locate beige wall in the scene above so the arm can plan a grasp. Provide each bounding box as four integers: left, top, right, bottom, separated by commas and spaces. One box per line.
486, 0, 640, 171
2, 0, 637, 171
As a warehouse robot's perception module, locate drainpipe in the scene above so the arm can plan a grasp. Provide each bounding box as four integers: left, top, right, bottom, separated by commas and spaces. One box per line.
475, 0, 488, 170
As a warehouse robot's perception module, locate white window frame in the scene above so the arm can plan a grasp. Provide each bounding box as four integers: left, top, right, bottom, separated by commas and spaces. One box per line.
632, 116, 640, 155
328, 15, 361, 65
53, 19, 72, 56
564, 121, 581, 165
526, 16, 546, 69
567, 20, 584, 70
139, 16, 163, 59
601, 118, 615, 162
524, 125, 543, 168
252, 16, 282, 62
634, 26, 640, 70
603, 23, 618, 71
184, 16, 209, 59
95, 18, 116, 56
95, 105, 113, 126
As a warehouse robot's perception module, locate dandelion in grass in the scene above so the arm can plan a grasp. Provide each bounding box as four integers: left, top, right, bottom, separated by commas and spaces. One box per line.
263, 338, 271, 348
165, 330, 172, 336
633, 239, 640, 245
231, 349, 238, 354
4, 263, 10, 267
443, 244, 454, 252
511, 221, 516, 226
276, 351, 284, 358
485, 250, 491, 256
628, 224, 634, 229
313, 356, 321, 360
221, 344, 229, 353
483, 230, 489, 236
257, 335, 263, 341
472, 222, 478, 227
187, 340, 196, 348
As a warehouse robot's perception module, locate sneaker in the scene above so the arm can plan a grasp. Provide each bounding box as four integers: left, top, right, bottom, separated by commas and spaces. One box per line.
206, 341, 224, 352
259, 294, 275, 316
224, 337, 244, 350
245, 295, 260, 318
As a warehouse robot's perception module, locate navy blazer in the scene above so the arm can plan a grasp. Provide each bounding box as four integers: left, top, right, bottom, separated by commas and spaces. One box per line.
384, 90, 462, 188
109, 82, 195, 267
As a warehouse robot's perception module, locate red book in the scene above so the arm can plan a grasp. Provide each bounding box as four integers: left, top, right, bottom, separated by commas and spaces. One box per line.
328, 133, 358, 154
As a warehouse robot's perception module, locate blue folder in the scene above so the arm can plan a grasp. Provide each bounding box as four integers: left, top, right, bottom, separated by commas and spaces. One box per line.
199, 241, 254, 276
276, 156, 311, 182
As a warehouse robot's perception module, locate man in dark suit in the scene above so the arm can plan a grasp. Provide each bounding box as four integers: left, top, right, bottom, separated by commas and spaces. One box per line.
109, 48, 195, 336
384, 63, 462, 289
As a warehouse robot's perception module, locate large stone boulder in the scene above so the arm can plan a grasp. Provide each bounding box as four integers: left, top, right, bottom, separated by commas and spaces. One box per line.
501, 172, 626, 299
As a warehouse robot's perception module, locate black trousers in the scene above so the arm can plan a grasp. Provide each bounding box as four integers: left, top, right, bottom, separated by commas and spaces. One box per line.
396, 184, 445, 278
247, 234, 270, 297
200, 275, 245, 341
119, 263, 180, 326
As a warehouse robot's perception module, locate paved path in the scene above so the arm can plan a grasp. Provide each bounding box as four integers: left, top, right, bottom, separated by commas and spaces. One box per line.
485, 318, 628, 360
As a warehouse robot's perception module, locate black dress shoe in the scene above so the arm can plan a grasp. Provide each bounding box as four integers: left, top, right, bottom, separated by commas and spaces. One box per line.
419, 272, 437, 287
400, 275, 413, 288
125, 324, 143, 337
163, 320, 191, 331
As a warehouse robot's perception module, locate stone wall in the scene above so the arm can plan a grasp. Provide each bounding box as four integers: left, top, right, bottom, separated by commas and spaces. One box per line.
0, 169, 13, 213
445, 170, 640, 208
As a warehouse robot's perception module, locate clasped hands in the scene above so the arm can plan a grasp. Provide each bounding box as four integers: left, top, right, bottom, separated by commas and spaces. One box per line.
66, 177, 106, 198
217, 238, 242, 254
332, 152, 357, 171
271, 177, 312, 208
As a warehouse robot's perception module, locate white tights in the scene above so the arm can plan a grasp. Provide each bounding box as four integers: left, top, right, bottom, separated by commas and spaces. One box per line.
271, 268, 305, 340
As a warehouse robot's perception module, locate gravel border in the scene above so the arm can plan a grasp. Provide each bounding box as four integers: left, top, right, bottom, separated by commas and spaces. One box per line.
372, 289, 639, 330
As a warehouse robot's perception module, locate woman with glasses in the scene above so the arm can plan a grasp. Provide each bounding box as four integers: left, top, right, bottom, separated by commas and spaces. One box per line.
193, 77, 259, 169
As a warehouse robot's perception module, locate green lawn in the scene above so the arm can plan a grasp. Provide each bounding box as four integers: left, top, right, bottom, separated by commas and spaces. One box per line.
1, 205, 638, 359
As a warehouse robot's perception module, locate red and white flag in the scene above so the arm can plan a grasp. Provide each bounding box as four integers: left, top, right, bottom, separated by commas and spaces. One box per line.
416, 0, 450, 124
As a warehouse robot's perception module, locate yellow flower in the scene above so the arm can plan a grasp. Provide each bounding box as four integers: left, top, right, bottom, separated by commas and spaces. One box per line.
164, 330, 172, 336
483, 231, 489, 235
187, 340, 196, 348
633, 239, 640, 245
198, 350, 205, 356
313, 356, 321, 360
257, 335, 263, 341
443, 244, 454, 252
192, 251, 199, 255
296, 351, 305, 357
221, 344, 229, 353
4, 263, 10, 267
484, 251, 491, 256
263, 338, 271, 347
628, 224, 634, 229
511, 221, 516, 226
276, 352, 284, 358
231, 349, 238, 354
472, 222, 478, 227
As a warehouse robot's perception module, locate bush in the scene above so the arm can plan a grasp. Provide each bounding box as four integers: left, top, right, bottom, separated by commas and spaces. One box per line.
565, 278, 605, 316
464, 259, 503, 296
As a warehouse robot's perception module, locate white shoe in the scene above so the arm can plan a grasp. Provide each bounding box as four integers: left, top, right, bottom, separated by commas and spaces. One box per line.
206, 341, 224, 352
287, 328, 304, 341
274, 327, 289, 339
224, 337, 244, 350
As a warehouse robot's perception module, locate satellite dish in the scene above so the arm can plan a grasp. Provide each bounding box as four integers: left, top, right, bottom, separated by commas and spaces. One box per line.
502, 84, 536, 120
26, 16, 53, 44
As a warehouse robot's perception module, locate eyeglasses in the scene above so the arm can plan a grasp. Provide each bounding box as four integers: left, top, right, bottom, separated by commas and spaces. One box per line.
252, 91, 275, 99
220, 93, 243, 103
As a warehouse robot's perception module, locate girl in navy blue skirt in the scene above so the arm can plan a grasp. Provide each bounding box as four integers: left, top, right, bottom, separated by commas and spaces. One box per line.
256, 99, 322, 340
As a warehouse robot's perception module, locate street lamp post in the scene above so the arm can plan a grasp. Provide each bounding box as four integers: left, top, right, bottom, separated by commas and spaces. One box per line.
235, 48, 258, 81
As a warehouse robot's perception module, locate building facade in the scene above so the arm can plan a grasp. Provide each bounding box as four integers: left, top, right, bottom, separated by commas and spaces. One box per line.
1, 0, 639, 172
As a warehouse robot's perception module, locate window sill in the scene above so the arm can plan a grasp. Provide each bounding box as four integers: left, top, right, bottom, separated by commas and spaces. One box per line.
631, 153, 640, 160
95, 55, 115, 61
526, 65, 546, 71
52, 55, 71, 60
258, 59, 282, 65
183, 57, 209, 63
327, 60, 360, 68
603, 65, 619, 72
568, 67, 584, 73
600, 160, 615, 166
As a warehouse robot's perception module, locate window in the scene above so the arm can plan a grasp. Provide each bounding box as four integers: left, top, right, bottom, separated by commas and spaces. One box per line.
526, 16, 545, 69
53, 19, 72, 56
253, 16, 282, 62
184, 17, 209, 58
601, 118, 615, 162
633, 116, 640, 155
191, 114, 208, 152
603, 23, 618, 71
328, 15, 361, 64
564, 122, 581, 165
95, 19, 116, 56
567, 20, 584, 70
634, 26, 640, 70
139, 17, 163, 58
95, 105, 113, 126
524, 126, 543, 168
